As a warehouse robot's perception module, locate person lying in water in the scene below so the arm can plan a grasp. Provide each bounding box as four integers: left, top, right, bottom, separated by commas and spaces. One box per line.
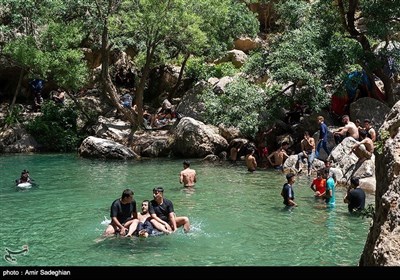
16, 170, 31, 185
135, 200, 157, 238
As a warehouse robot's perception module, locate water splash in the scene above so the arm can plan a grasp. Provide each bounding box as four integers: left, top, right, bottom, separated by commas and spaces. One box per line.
100, 216, 111, 225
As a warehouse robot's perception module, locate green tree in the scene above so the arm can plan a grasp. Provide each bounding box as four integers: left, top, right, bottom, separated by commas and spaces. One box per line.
26, 101, 80, 152
201, 77, 270, 138
261, 0, 399, 111
171, 0, 258, 96
116, 0, 258, 126
115, 0, 204, 126
336, 0, 399, 106
91, 0, 138, 127
1, 0, 88, 93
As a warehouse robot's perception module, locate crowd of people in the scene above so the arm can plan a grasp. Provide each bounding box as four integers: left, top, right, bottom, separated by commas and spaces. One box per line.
281, 168, 365, 213
280, 114, 372, 213
103, 186, 191, 238
246, 114, 377, 175
28, 79, 67, 112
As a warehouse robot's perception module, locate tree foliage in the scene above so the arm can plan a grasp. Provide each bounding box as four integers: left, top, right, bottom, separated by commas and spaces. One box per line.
263, 0, 399, 110
201, 77, 270, 138
26, 101, 81, 152
1, 1, 89, 91
186, 59, 239, 81
113, 0, 258, 126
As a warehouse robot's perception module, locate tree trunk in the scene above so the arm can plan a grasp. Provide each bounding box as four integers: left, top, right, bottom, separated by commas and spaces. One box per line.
371, 67, 394, 106
337, 0, 396, 107
170, 53, 190, 99
99, 3, 137, 127
65, 91, 92, 122
135, 45, 156, 127
10, 69, 25, 111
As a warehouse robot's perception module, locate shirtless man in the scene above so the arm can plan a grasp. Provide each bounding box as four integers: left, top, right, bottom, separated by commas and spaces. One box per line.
351, 130, 374, 163
136, 200, 154, 238
296, 131, 316, 176
334, 115, 359, 144
245, 149, 257, 172
180, 160, 197, 187
229, 142, 241, 163
268, 142, 289, 170
51, 88, 65, 105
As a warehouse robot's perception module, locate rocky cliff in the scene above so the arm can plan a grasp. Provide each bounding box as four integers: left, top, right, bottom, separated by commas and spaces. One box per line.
360, 101, 400, 266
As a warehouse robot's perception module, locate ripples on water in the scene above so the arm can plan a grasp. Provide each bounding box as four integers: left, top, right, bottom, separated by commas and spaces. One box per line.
0, 154, 373, 266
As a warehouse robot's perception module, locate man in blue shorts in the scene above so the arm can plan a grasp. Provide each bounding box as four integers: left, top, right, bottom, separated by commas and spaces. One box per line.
136, 200, 156, 238
149, 187, 190, 233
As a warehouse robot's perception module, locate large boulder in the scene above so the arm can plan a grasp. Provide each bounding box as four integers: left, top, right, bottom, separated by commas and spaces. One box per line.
175, 81, 208, 122
94, 116, 132, 145
0, 123, 40, 153
234, 37, 263, 53
350, 97, 390, 130
214, 50, 248, 68
328, 137, 375, 192
282, 155, 325, 175
171, 117, 228, 158
218, 124, 241, 142
78, 136, 140, 160
212, 76, 234, 95
130, 130, 171, 158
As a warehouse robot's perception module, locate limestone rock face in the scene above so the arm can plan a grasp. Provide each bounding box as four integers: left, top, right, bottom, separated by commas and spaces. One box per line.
360, 101, 400, 266
350, 97, 390, 131
329, 137, 376, 193
175, 81, 208, 122
78, 136, 139, 160
171, 117, 228, 158
0, 123, 41, 153
233, 37, 263, 53
214, 50, 248, 68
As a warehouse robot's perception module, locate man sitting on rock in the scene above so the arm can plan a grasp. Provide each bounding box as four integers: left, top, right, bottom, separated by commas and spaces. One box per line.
333, 115, 359, 145
350, 130, 374, 163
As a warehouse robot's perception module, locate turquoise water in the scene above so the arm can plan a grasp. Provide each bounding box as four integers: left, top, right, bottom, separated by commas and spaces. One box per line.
0, 154, 373, 266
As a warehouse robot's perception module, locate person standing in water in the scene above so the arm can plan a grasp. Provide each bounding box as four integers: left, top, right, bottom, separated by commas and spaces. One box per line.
245, 148, 257, 172
324, 169, 336, 208
281, 173, 297, 207
344, 177, 366, 213
180, 160, 197, 188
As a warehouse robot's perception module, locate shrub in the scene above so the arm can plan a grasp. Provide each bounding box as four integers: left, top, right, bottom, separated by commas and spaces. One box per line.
26, 101, 80, 152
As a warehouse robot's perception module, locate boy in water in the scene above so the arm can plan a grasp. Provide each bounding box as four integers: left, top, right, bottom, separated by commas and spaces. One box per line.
281, 173, 297, 207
